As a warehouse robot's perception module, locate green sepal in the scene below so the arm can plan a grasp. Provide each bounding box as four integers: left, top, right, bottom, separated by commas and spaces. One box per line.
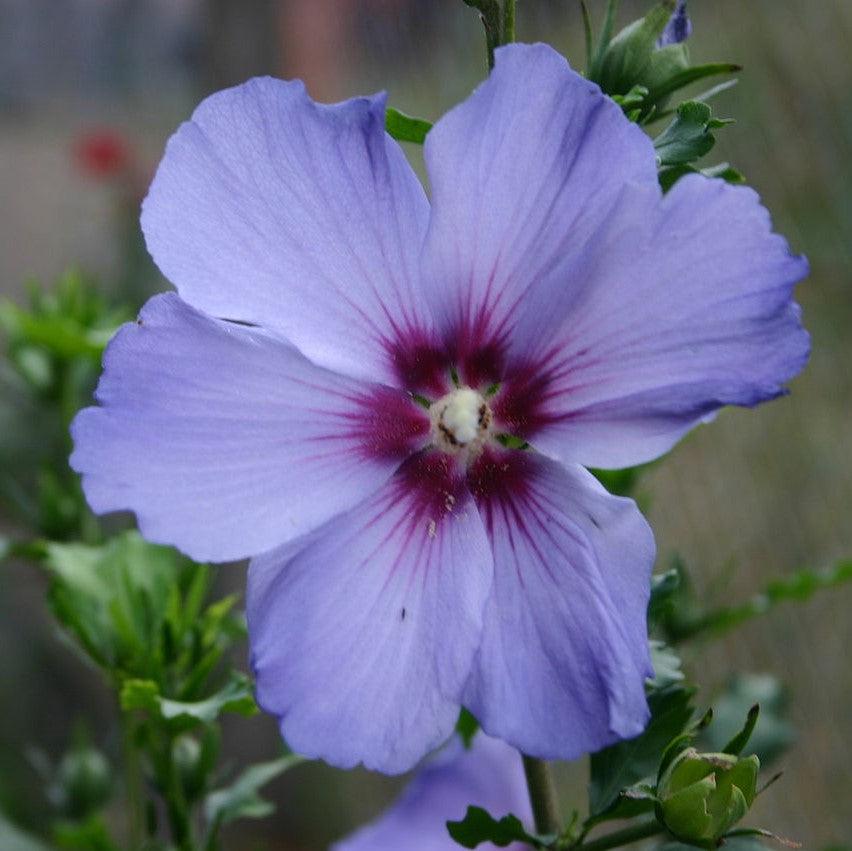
385, 107, 432, 145
722, 704, 760, 756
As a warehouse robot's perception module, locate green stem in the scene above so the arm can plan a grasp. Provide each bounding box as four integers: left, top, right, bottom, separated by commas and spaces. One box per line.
577, 819, 665, 851
521, 755, 561, 837
502, 0, 516, 44
121, 713, 144, 850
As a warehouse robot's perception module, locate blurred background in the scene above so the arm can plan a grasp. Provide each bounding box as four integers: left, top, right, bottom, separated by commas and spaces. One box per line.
1, 0, 850, 848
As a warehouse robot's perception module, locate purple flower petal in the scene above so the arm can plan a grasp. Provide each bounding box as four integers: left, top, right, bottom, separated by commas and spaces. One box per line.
494, 176, 809, 468
464, 448, 654, 759
141, 77, 446, 392
333, 733, 531, 851
658, 1, 692, 47
420, 43, 658, 386
70, 294, 429, 562
247, 451, 493, 773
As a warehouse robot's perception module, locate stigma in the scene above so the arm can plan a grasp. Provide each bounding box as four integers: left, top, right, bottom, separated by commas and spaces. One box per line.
430, 386, 493, 456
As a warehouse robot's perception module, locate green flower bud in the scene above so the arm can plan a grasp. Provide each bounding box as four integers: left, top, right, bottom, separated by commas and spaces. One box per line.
172, 730, 219, 801
595, 1, 678, 97
56, 746, 112, 819
657, 747, 759, 845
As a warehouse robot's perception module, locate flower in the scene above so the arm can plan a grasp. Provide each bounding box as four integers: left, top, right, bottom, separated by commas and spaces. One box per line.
70, 43, 809, 773
658, 1, 692, 48
333, 733, 532, 851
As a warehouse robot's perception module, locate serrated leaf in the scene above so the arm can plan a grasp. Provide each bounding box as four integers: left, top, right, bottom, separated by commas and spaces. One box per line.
204, 754, 303, 827
649, 570, 681, 628
385, 107, 432, 144
447, 806, 546, 849
589, 683, 695, 816
122, 673, 257, 728
648, 640, 685, 689
654, 101, 731, 167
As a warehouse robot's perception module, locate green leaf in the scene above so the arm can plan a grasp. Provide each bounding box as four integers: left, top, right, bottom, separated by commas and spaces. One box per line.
702, 162, 745, 184
648, 570, 681, 629
456, 708, 480, 749
582, 785, 658, 831
0, 813, 55, 851
654, 101, 732, 167
121, 672, 257, 729
43, 532, 192, 674
446, 806, 547, 849
670, 560, 852, 642
385, 107, 432, 144
589, 682, 695, 816
204, 754, 303, 827
648, 640, 685, 689
52, 817, 120, 851
647, 62, 742, 103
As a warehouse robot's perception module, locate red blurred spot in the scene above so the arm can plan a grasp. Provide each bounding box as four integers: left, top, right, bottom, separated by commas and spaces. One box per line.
73, 130, 132, 179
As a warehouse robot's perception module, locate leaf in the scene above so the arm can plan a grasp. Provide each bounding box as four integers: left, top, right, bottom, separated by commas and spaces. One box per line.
648, 640, 685, 689
582, 786, 658, 831
725, 829, 801, 848
654, 101, 732, 167
52, 817, 120, 851
121, 672, 257, 729
446, 806, 547, 849
385, 107, 432, 144
0, 813, 55, 851
204, 755, 303, 827
647, 62, 742, 102
702, 162, 745, 184
589, 682, 695, 816
648, 570, 681, 629
43, 532, 192, 673
672, 560, 852, 642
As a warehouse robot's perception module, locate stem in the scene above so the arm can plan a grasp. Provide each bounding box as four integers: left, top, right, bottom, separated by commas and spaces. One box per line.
121, 713, 144, 849
578, 819, 665, 851
522, 755, 561, 837
502, 0, 516, 44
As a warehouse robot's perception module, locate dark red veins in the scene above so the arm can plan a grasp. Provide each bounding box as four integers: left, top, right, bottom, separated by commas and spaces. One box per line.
341, 385, 430, 461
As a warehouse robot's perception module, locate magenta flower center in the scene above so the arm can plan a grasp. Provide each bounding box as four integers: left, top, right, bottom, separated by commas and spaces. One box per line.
429, 386, 494, 457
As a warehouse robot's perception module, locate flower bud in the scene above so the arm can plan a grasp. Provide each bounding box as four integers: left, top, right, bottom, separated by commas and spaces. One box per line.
657, 747, 759, 845
56, 746, 112, 819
